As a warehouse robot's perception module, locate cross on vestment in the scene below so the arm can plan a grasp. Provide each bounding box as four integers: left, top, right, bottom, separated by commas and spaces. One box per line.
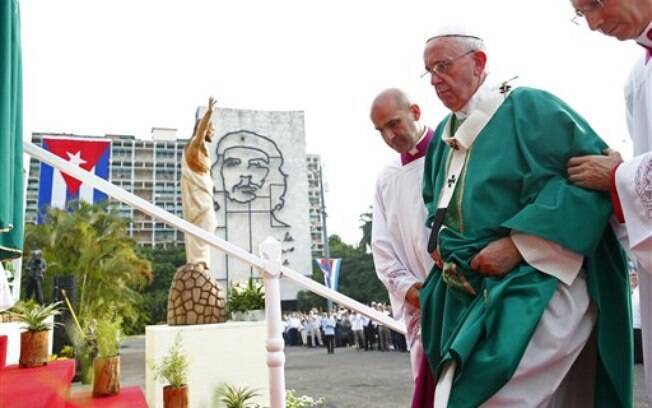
447, 174, 456, 188
499, 75, 520, 98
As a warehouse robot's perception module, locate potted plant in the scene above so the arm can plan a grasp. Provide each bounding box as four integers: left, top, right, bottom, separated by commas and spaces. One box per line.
227, 282, 246, 321
70, 318, 99, 384
8, 301, 61, 368
213, 383, 260, 408
92, 316, 121, 397
150, 334, 189, 408
227, 278, 265, 322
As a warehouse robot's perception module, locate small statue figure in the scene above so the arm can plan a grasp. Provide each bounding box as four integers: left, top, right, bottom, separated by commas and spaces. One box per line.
25, 249, 47, 305
167, 97, 226, 325
182, 96, 217, 266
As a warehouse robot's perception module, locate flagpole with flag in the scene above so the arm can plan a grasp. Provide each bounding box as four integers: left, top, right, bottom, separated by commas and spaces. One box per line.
0, 0, 24, 261
315, 258, 342, 312
36, 136, 112, 223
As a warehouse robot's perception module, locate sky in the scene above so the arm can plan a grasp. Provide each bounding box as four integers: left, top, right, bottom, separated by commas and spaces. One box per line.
21, 0, 642, 245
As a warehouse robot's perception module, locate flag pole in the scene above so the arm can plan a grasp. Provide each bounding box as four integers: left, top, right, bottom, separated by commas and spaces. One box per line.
317, 164, 332, 312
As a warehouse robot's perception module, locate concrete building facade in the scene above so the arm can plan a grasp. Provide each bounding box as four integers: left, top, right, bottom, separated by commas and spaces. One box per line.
26, 130, 187, 247
306, 154, 325, 258
206, 108, 314, 301
26, 125, 325, 302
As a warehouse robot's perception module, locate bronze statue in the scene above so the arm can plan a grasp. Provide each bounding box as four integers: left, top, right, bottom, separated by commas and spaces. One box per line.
167, 97, 226, 325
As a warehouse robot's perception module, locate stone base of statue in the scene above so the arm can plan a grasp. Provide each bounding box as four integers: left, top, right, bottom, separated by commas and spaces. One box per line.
166, 263, 227, 325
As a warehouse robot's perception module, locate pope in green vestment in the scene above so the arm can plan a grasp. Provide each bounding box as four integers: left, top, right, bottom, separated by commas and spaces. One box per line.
420, 85, 632, 407
0, 0, 24, 261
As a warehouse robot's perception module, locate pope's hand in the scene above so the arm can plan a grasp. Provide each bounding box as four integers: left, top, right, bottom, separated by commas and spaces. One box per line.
470, 237, 523, 276
405, 282, 422, 310
567, 148, 623, 191
431, 248, 444, 269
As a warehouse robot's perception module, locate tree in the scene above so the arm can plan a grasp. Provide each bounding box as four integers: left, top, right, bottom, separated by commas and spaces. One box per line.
139, 246, 186, 327
293, 234, 388, 311
329, 235, 388, 305
23, 202, 152, 333
358, 209, 372, 252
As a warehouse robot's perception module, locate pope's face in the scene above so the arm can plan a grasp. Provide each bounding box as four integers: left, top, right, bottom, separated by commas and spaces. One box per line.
423, 39, 484, 112
371, 102, 421, 154
570, 0, 651, 40
221, 147, 270, 203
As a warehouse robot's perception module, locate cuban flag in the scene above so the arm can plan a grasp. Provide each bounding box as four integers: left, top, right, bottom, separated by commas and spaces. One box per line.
315, 258, 342, 291
37, 136, 111, 223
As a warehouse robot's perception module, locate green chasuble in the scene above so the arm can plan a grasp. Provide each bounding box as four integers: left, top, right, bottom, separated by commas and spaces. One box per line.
420, 87, 632, 407
0, 0, 24, 261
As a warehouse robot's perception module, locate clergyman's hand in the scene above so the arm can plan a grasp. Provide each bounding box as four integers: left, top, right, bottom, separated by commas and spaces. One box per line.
470, 237, 523, 277
567, 148, 623, 191
405, 282, 423, 310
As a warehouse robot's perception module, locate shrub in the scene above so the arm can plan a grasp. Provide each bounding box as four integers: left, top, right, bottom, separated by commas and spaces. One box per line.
95, 315, 121, 358
213, 383, 260, 408
8, 301, 62, 331
227, 278, 264, 314
149, 334, 188, 387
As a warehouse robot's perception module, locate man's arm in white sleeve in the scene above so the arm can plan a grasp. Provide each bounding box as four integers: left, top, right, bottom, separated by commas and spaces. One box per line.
371, 182, 419, 308
615, 151, 652, 273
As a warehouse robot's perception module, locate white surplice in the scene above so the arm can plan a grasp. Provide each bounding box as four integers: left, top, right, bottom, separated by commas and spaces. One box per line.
372, 153, 432, 379
621, 53, 652, 402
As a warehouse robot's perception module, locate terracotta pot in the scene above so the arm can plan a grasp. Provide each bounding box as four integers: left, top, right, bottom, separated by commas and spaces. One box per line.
19, 330, 49, 368
92, 355, 120, 397
163, 384, 188, 408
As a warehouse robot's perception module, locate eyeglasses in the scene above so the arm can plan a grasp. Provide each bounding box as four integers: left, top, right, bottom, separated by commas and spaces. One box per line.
571, 0, 604, 25
421, 50, 475, 78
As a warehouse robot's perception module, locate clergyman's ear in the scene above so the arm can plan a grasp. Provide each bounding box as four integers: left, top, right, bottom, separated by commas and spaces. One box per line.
410, 104, 422, 122
473, 51, 487, 76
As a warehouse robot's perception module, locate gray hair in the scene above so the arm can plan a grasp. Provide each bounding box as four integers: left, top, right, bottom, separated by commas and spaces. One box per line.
426, 34, 486, 53
425, 31, 489, 74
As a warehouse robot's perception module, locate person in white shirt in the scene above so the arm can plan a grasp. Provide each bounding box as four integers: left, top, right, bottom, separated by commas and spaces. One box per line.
287, 313, 301, 346
565, 0, 652, 399
301, 317, 312, 347
350, 312, 366, 350
309, 311, 323, 347
370, 88, 434, 378
322, 313, 336, 354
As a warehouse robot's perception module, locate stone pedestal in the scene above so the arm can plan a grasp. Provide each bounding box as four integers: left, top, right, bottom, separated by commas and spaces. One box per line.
166, 264, 226, 325
145, 322, 269, 408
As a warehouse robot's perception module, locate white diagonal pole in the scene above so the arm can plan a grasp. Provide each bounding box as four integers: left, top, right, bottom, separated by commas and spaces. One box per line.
23, 140, 405, 333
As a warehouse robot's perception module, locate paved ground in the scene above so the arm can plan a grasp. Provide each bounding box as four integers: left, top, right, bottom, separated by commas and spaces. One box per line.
75, 336, 650, 407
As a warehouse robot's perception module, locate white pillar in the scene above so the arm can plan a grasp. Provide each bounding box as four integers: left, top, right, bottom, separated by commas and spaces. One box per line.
259, 237, 285, 408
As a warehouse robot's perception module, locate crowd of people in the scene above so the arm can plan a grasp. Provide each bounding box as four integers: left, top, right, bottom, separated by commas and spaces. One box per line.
282, 302, 408, 355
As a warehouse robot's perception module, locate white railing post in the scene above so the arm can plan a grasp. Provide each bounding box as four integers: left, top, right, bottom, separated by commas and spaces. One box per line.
259, 237, 285, 408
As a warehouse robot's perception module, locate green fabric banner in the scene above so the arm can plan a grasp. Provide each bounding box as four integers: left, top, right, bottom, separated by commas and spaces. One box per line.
0, 0, 24, 261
